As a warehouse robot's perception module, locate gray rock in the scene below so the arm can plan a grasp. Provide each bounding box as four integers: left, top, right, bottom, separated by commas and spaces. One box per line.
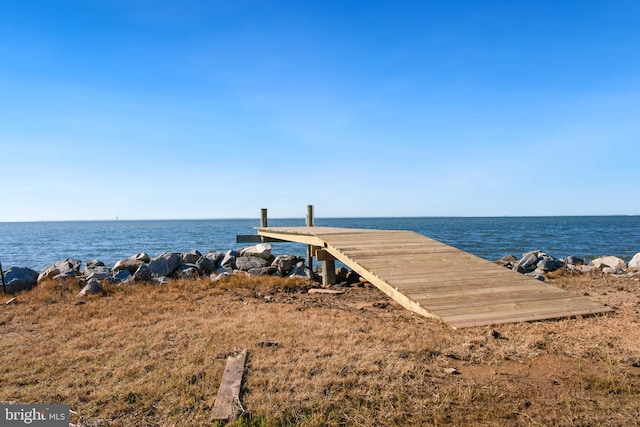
38, 267, 60, 283
288, 261, 312, 280
239, 243, 272, 260
153, 276, 169, 285
536, 258, 564, 272
131, 252, 151, 263
39, 258, 81, 282
602, 266, 624, 275
495, 254, 517, 268
3, 267, 39, 293
272, 255, 304, 274
219, 250, 237, 272
113, 258, 144, 273
205, 251, 225, 264
525, 272, 545, 281
629, 252, 640, 270
579, 265, 594, 273
112, 269, 131, 282
247, 266, 278, 276
86, 259, 105, 268
236, 256, 269, 271
335, 266, 349, 283
195, 256, 217, 276
148, 252, 183, 277
210, 272, 231, 282
84, 265, 113, 281
78, 278, 104, 296
53, 270, 80, 281
591, 256, 627, 270
346, 270, 361, 284
182, 250, 202, 264
565, 256, 585, 266
132, 264, 153, 282
175, 264, 200, 279
513, 251, 540, 274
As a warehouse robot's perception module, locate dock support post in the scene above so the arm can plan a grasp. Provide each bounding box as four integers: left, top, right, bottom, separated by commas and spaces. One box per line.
314, 249, 336, 287
260, 209, 268, 243
306, 205, 314, 271
323, 259, 335, 286
260, 208, 268, 228
1, 261, 6, 295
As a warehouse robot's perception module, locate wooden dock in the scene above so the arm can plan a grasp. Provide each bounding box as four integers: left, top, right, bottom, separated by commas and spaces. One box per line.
257, 226, 612, 329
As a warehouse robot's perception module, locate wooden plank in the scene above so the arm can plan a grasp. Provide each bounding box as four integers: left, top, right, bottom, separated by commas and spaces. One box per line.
381, 271, 529, 284
448, 306, 612, 328
236, 235, 289, 243
434, 296, 601, 317
393, 282, 532, 295
382, 279, 518, 291
445, 302, 612, 326
211, 349, 248, 421
414, 289, 574, 311
313, 249, 336, 261
257, 230, 324, 246
408, 284, 568, 300
338, 249, 463, 259
368, 267, 513, 279
308, 288, 345, 295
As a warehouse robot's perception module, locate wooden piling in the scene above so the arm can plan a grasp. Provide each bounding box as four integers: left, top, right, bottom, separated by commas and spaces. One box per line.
306, 205, 314, 270
1, 261, 6, 295
260, 208, 268, 228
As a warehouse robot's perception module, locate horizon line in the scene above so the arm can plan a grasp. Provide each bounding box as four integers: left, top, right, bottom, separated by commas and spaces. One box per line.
1, 213, 639, 223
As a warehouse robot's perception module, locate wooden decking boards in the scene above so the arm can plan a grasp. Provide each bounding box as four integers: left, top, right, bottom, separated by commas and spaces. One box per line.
257, 226, 612, 329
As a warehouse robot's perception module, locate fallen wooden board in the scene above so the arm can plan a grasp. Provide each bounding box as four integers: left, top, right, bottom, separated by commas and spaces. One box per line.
308, 288, 345, 295
211, 349, 247, 421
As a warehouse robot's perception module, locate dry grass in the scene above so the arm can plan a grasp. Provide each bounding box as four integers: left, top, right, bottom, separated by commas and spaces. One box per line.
1, 271, 639, 426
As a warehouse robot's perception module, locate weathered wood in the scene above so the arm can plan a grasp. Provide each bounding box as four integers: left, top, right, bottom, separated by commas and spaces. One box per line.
1, 261, 6, 295
321, 259, 336, 286
236, 235, 288, 243
313, 249, 336, 261
256, 230, 324, 246
211, 349, 248, 421
260, 208, 268, 228
308, 288, 345, 295
306, 206, 314, 271
256, 226, 612, 328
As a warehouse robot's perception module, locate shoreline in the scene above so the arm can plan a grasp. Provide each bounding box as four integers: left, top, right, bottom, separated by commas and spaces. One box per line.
3, 242, 639, 296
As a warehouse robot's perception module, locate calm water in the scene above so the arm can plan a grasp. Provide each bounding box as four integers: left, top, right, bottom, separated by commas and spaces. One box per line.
1, 216, 639, 270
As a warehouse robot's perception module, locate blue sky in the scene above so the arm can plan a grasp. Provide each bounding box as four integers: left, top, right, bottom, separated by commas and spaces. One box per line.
1, 1, 639, 221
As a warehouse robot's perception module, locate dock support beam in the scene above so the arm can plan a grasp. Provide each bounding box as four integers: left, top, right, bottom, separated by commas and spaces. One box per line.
314, 249, 336, 286
306, 205, 314, 271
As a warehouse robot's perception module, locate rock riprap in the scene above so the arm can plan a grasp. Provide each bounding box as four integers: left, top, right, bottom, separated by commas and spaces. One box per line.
2, 243, 317, 294
497, 251, 640, 278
